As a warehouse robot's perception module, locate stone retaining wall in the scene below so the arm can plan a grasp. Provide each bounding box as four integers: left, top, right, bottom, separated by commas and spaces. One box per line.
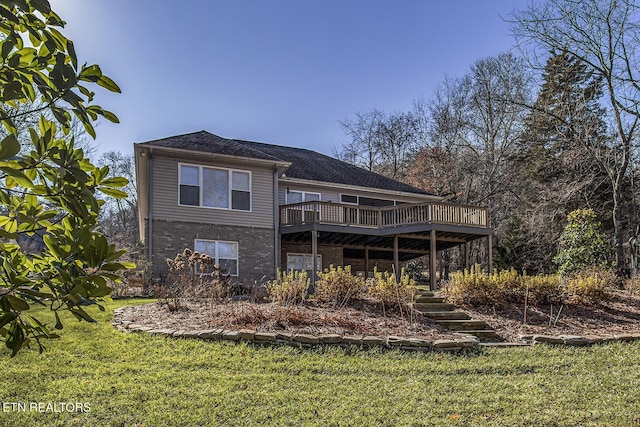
112, 306, 640, 351
112, 306, 479, 353
519, 333, 640, 346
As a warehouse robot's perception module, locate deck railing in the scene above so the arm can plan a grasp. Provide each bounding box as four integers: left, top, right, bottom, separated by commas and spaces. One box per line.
279, 201, 488, 229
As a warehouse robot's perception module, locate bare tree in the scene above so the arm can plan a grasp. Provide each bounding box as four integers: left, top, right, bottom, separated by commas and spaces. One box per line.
511, 0, 640, 270
97, 151, 138, 246
414, 53, 533, 224
336, 109, 421, 179
335, 109, 386, 173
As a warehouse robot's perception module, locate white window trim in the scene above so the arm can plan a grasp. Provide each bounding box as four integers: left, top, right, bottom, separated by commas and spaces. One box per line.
286, 189, 321, 204
340, 194, 359, 205
340, 194, 399, 206
178, 162, 252, 212
194, 239, 239, 277
286, 252, 322, 272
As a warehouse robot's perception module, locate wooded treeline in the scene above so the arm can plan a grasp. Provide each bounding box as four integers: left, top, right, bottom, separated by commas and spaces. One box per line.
334, 0, 640, 276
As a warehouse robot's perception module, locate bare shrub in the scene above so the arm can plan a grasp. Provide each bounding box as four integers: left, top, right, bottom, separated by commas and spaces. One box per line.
365, 267, 416, 320
315, 265, 365, 308
157, 249, 231, 311
266, 270, 309, 306
444, 265, 564, 307
445, 264, 617, 308
109, 280, 130, 298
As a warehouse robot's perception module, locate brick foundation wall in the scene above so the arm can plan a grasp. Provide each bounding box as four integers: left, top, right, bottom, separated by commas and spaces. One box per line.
149, 219, 275, 286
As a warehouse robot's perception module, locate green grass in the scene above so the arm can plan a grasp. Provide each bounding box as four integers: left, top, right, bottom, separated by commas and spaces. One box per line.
1, 299, 639, 426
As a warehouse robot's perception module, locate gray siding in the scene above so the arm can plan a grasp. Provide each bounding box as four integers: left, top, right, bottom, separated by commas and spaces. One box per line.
278, 184, 339, 205
278, 181, 435, 206
151, 153, 275, 229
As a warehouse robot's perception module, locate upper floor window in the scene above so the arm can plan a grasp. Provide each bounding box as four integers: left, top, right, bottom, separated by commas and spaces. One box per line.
179, 164, 251, 211
286, 190, 320, 204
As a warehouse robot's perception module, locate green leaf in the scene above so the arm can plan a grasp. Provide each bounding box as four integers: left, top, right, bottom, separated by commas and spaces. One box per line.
6, 323, 24, 357
43, 234, 60, 259
96, 75, 121, 93
69, 308, 96, 323
0, 6, 19, 24
5, 295, 29, 311
66, 39, 77, 69
0, 135, 20, 160
100, 177, 129, 187
98, 108, 119, 123
0, 167, 33, 188
79, 64, 101, 81
0, 312, 17, 329
98, 187, 128, 198
30, 0, 52, 14
17, 288, 53, 299
54, 311, 63, 330
101, 262, 135, 271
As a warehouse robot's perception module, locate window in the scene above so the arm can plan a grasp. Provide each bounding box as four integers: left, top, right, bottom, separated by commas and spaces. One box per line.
179, 165, 200, 206
286, 190, 321, 204
286, 253, 322, 273
341, 194, 358, 204
194, 239, 239, 276
179, 164, 251, 211
340, 194, 396, 207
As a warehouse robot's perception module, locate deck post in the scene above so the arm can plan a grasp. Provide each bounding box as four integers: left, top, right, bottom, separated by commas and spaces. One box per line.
393, 235, 399, 282
430, 229, 437, 290
487, 234, 493, 274
465, 242, 470, 271
365, 247, 370, 279
311, 229, 318, 292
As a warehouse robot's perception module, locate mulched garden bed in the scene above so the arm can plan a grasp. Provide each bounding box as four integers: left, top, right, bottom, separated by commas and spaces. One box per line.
462, 291, 640, 342
121, 298, 458, 342
118, 290, 640, 344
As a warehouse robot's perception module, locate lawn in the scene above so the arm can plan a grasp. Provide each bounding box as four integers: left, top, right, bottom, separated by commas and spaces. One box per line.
0, 299, 639, 426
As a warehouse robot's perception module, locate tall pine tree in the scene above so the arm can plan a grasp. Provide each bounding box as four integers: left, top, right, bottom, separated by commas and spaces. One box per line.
511, 50, 612, 272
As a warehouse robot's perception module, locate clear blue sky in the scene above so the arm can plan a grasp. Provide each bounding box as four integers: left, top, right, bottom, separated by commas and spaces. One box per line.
50, 0, 531, 156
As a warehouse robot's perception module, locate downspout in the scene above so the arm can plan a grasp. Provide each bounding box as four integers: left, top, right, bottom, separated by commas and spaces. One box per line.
273, 168, 280, 277
147, 147, 153, 263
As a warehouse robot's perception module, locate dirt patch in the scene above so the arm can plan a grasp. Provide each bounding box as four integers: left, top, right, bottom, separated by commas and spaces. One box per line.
122, 299, 458, 341
461, 291, 640, 341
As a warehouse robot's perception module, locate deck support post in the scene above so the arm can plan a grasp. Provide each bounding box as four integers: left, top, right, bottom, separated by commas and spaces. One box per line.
465, 242, 470, 271
365, 247, 370, 279
311, 229, 318, 292
393, 235, 399, 282
487, 234, 493, 274
430, 229, 437, 290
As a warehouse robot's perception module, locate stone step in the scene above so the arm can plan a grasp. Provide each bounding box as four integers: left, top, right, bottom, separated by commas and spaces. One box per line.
415, 290, 434, 297
420, 311, 471, 320
413, 303, 455, 312
415, 296, 445, 304
435, 319, 488, 331
461, 330, 499, 340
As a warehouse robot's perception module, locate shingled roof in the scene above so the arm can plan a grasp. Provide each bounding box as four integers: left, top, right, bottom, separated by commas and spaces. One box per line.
139, 130, 433, 196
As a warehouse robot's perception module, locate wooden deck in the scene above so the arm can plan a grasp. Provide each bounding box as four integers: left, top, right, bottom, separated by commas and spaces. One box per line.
279, 201, 488, 229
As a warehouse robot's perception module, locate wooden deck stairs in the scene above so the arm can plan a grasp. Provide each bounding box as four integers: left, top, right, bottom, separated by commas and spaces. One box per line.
413, 287, 497, 341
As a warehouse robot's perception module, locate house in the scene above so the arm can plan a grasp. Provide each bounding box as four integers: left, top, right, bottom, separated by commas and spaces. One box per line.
134, 130, 493, 290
